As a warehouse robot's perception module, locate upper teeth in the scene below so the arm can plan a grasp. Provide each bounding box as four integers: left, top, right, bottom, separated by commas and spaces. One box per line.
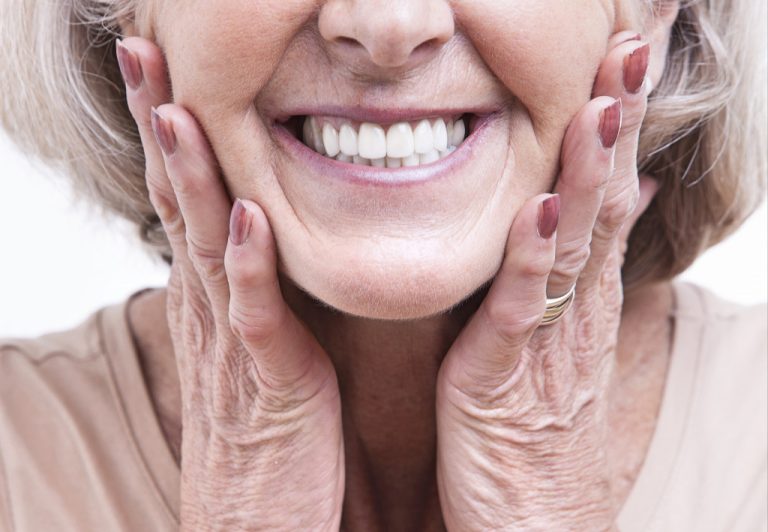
302, 116, 467, 167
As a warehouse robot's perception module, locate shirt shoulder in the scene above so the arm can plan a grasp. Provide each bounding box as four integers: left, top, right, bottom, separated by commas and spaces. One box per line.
675, 279, 766, 322
0, 297, 178, 530
647, 282, 767, 531
0, 311, 102, 364
0, 308, 111, 441
676, 282, 767, 402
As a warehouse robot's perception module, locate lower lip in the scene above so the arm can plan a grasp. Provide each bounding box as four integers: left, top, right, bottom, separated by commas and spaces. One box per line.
272, 114, 499, 188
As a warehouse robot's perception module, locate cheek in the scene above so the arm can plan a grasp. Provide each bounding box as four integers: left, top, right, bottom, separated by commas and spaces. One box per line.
157, 0, 613, 188
156, 1, 321, 197
457, 0, 612, 144
160, 0, 316, 113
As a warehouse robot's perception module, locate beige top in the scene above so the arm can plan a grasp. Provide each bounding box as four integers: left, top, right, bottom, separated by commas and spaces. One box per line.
0, 282, 765, 531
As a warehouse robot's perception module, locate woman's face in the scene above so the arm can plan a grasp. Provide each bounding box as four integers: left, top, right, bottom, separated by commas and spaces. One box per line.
149, 0, 640, 319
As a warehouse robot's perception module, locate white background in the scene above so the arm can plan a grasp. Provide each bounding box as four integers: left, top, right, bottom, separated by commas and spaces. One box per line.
1, 133, 766, 338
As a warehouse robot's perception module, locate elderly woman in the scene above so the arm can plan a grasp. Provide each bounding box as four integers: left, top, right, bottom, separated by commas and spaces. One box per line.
0, 0, 765, 530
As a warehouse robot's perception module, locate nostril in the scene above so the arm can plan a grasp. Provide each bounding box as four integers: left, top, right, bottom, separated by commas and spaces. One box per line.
318, 0, 455, 70
413, 38, 440, 56
336, 36, 363, 49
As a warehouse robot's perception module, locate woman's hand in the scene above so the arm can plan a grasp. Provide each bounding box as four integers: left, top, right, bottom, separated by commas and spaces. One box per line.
116, 38, 344, 531
435, 32, 658, 531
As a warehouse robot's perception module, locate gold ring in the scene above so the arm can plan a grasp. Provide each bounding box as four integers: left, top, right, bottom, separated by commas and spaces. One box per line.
540, 284, 576, 326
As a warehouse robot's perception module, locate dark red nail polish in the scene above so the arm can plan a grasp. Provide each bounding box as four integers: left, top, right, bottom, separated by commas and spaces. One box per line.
115, 40, 143, 90
151, 108, 177, 155
537, 195, 560, 240
623, 43, 650, 94
230, 199, 251, 246
599, 99, 622, 149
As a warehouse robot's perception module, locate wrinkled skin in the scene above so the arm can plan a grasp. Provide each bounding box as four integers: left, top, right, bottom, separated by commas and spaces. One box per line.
117, 0, 679, 529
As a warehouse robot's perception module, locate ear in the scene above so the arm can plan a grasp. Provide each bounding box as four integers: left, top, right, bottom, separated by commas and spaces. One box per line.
644, 1, 681, 91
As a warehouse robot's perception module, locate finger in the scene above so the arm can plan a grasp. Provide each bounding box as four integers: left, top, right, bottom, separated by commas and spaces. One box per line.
607, 30, 642, 50
151, 104, 232, 320
116, 38, 176, 225
117, 38, 223, 359
116, 38, 202, 289
546, 97, 620, 298
118, 38, 218, 378
440, 194, 558, 396
592, 39, 650, 167
118, 37, 219, 322
224, 200, 331, 397
583, 40, 652, 283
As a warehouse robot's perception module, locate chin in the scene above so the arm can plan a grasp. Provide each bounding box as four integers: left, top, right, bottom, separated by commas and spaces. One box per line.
282, 243, 501, 320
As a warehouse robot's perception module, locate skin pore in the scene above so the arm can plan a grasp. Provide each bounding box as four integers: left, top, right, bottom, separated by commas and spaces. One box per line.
125, 0, 677, 528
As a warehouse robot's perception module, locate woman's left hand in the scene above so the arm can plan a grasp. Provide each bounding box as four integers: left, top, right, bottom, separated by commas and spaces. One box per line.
436, 32, 658, 531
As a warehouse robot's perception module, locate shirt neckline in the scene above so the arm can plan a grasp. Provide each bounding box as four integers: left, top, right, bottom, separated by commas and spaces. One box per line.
99, 288, 181, 523
616, 281, 704, 530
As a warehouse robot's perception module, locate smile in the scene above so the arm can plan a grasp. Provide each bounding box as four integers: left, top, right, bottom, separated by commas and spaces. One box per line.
274, 109, 497, 185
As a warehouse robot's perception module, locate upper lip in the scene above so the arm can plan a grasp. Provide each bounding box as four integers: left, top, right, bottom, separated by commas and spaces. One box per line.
272, 105, 500, 125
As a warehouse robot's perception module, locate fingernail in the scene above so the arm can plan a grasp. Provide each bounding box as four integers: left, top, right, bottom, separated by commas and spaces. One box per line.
599, 99, 622, 149
115, 39, 143, 90
537, 194, 560, 240
230, 199, 251, 246
623, 43, 650, 94
151, 107, 177, 155
618, 33, 642, 46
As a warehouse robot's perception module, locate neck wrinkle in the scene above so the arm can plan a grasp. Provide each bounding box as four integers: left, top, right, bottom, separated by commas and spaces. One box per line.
281, 280, 484, 531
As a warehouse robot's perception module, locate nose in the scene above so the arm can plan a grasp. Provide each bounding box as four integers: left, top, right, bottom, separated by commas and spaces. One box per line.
318, 0, 455, 69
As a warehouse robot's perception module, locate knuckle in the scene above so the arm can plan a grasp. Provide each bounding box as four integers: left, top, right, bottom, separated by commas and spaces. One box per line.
600, 186, 639, 230
162, 207, 187, 246
517, 252, 554, 278
170, 171, 202, 200
619, 105, 648, 132
228, 305, 284, 349
170, 167, 213, 202
182, 292, 217, 351
146, 181, 184, 244
187, 236, 226, 283
146, 178, 175, 215
133, 107, 153, 130
592, 218, 618, 246
125, 93, 153, 129
226, 251, 264, 287
145, 166, 172, 198
483, 300, 543, 342
555, 239, 592, 279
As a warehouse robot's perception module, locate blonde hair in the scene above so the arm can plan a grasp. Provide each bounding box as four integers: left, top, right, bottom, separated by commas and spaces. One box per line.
1, 0, 766, 287
0, 0, 168, 258
626, 0, 767, 288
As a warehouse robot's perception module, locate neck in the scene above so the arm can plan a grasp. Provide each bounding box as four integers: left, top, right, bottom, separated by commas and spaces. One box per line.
282, 281, 487, 530
127, 279, 673, 529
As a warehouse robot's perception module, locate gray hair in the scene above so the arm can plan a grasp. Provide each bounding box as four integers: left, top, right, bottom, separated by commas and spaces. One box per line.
1, 0, 765, 289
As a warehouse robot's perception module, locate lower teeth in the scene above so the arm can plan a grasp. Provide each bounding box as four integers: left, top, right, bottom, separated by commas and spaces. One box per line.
338, 147, 457, 167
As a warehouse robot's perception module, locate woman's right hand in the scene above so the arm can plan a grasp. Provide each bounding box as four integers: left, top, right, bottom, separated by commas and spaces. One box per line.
116, 37, 344, 530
